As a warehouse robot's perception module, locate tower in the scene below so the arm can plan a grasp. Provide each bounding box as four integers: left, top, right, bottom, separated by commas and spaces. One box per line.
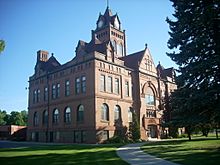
93, 7, 126, 57
37, 50, 48, 62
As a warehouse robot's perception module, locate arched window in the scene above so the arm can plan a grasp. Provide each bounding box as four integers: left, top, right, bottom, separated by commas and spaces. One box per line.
117, 43, 123, 56
33, 112, 39, 126
101, 103, 109, 121
77, 105, 84, 122
128, 107, 133, 122
111, 40, 117, 54
114, 105, 121, 121
42, 110, 48, 125
53, 109, 59, 124
145, 88, 155, 105
64, 107, 71, 123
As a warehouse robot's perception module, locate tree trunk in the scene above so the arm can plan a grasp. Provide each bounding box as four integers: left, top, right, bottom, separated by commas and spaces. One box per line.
187, 132, 192, 141
216, 128, 219, 139
186, 126, 192, 141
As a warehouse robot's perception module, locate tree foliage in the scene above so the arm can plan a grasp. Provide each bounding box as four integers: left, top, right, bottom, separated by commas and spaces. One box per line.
0, 40, 5, 53
0, 110, 7, 125
0, 110, 28, 126
129, 111, 140, 141
166, 0, 220, 139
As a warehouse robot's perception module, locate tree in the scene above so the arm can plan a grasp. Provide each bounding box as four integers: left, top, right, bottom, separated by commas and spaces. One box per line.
20, 110, 28, 126
0, 110, 7, 125
129, 111, 140, 141
0, 40, 5, 53
8, 111, 26, 126
166, 0, 220, 140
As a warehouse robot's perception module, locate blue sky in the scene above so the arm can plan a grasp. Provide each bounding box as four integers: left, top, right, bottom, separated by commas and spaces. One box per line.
0, 0, 175, 113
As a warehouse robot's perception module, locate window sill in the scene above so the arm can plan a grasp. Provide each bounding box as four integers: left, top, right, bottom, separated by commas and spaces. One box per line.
101, 120, 109, 123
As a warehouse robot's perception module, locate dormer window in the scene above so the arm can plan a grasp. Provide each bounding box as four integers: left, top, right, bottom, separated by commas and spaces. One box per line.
114, 17, 120, 29
98, 19, 104, 29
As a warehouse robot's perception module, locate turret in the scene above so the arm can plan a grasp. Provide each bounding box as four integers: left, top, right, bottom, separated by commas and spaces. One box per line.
37, 50, 48, 62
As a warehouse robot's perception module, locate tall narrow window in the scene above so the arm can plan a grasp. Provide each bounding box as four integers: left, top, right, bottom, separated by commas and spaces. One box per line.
44, 87, 48, 101
42, 110, 48, 125
111, 40, 117, 53
117, 43, 123, 56
52, 84, 56, 99
128, 107, 133, 122
64, 107, 71, 123
101, 103, 109, 121
145, 88, 155, 105
115, 78, 119, 94
107, 76, 113, 93
65, 80, 70, 96
81, 76, 86, 93
37, 89, 40, 102
33, 90, 37, 103
125, 81, 129, 96
77, 105, 84, 122
146, 59, 152, 71
75, 77, 80, 94
114, 105, 121, 121
33, 112, 39, 126
100, 75, 105, 92
56, 83, 60, 98
53, 109, 59, 124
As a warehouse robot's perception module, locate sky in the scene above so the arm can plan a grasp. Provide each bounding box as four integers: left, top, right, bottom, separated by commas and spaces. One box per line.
0, 0, 175, 113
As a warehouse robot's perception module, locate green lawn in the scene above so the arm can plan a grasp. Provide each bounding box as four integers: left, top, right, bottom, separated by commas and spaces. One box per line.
0, 144, 128, 165
142, 138, 220, 165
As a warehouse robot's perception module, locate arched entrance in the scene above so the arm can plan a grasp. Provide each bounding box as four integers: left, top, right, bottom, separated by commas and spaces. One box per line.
148, 125, 157, 138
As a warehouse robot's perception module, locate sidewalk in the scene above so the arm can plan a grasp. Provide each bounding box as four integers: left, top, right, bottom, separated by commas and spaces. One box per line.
116, 142, 179, 165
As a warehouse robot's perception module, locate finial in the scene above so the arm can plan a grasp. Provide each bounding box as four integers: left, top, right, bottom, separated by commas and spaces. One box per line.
145, 43, 148, 48
51, 53, 54, 56
107, 0, 109, 8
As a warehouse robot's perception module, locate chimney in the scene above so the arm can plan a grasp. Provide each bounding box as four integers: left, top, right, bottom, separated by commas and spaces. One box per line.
37, 50, 49, 62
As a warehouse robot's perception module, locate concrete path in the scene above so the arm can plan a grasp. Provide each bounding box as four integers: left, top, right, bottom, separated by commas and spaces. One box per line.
117, 142, 179, 165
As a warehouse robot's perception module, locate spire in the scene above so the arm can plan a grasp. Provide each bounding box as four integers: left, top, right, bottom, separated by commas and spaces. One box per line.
104, 6, 113, 17
107, 0, 109, 8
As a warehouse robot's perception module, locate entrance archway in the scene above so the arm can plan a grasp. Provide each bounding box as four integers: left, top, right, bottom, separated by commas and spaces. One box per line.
148, 125, 157, 138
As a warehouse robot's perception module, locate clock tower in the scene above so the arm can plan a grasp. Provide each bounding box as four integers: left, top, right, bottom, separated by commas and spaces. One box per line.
92, 7, 126, 57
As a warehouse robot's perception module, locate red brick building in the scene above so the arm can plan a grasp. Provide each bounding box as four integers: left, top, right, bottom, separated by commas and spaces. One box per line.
27, 7, 176, 143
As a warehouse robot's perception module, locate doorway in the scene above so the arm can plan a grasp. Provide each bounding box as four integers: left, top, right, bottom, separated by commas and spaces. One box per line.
148, 125, 157, 138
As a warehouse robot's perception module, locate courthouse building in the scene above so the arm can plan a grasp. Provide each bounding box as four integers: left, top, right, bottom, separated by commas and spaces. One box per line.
27, 7, 176, 143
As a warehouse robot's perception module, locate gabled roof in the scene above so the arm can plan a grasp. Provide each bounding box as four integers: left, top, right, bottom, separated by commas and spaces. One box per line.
38, 55, 61, 72
120, 50, 145, 68
85, 41, 108, 54
156, 63, 174, 79
76, 37, 114, 55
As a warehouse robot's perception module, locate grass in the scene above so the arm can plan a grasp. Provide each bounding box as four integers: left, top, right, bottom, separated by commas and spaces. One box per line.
142, 137, 220, 165
0, 144, 128, 165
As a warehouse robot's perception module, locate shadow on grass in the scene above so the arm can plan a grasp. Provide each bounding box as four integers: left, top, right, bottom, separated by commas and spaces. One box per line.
0, 145, 128, 165
142, 138, 220, 165
0, 144, 122, 152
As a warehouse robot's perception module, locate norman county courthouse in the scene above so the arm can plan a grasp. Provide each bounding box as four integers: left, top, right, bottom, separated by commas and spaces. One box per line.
27, 7, 176, 143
